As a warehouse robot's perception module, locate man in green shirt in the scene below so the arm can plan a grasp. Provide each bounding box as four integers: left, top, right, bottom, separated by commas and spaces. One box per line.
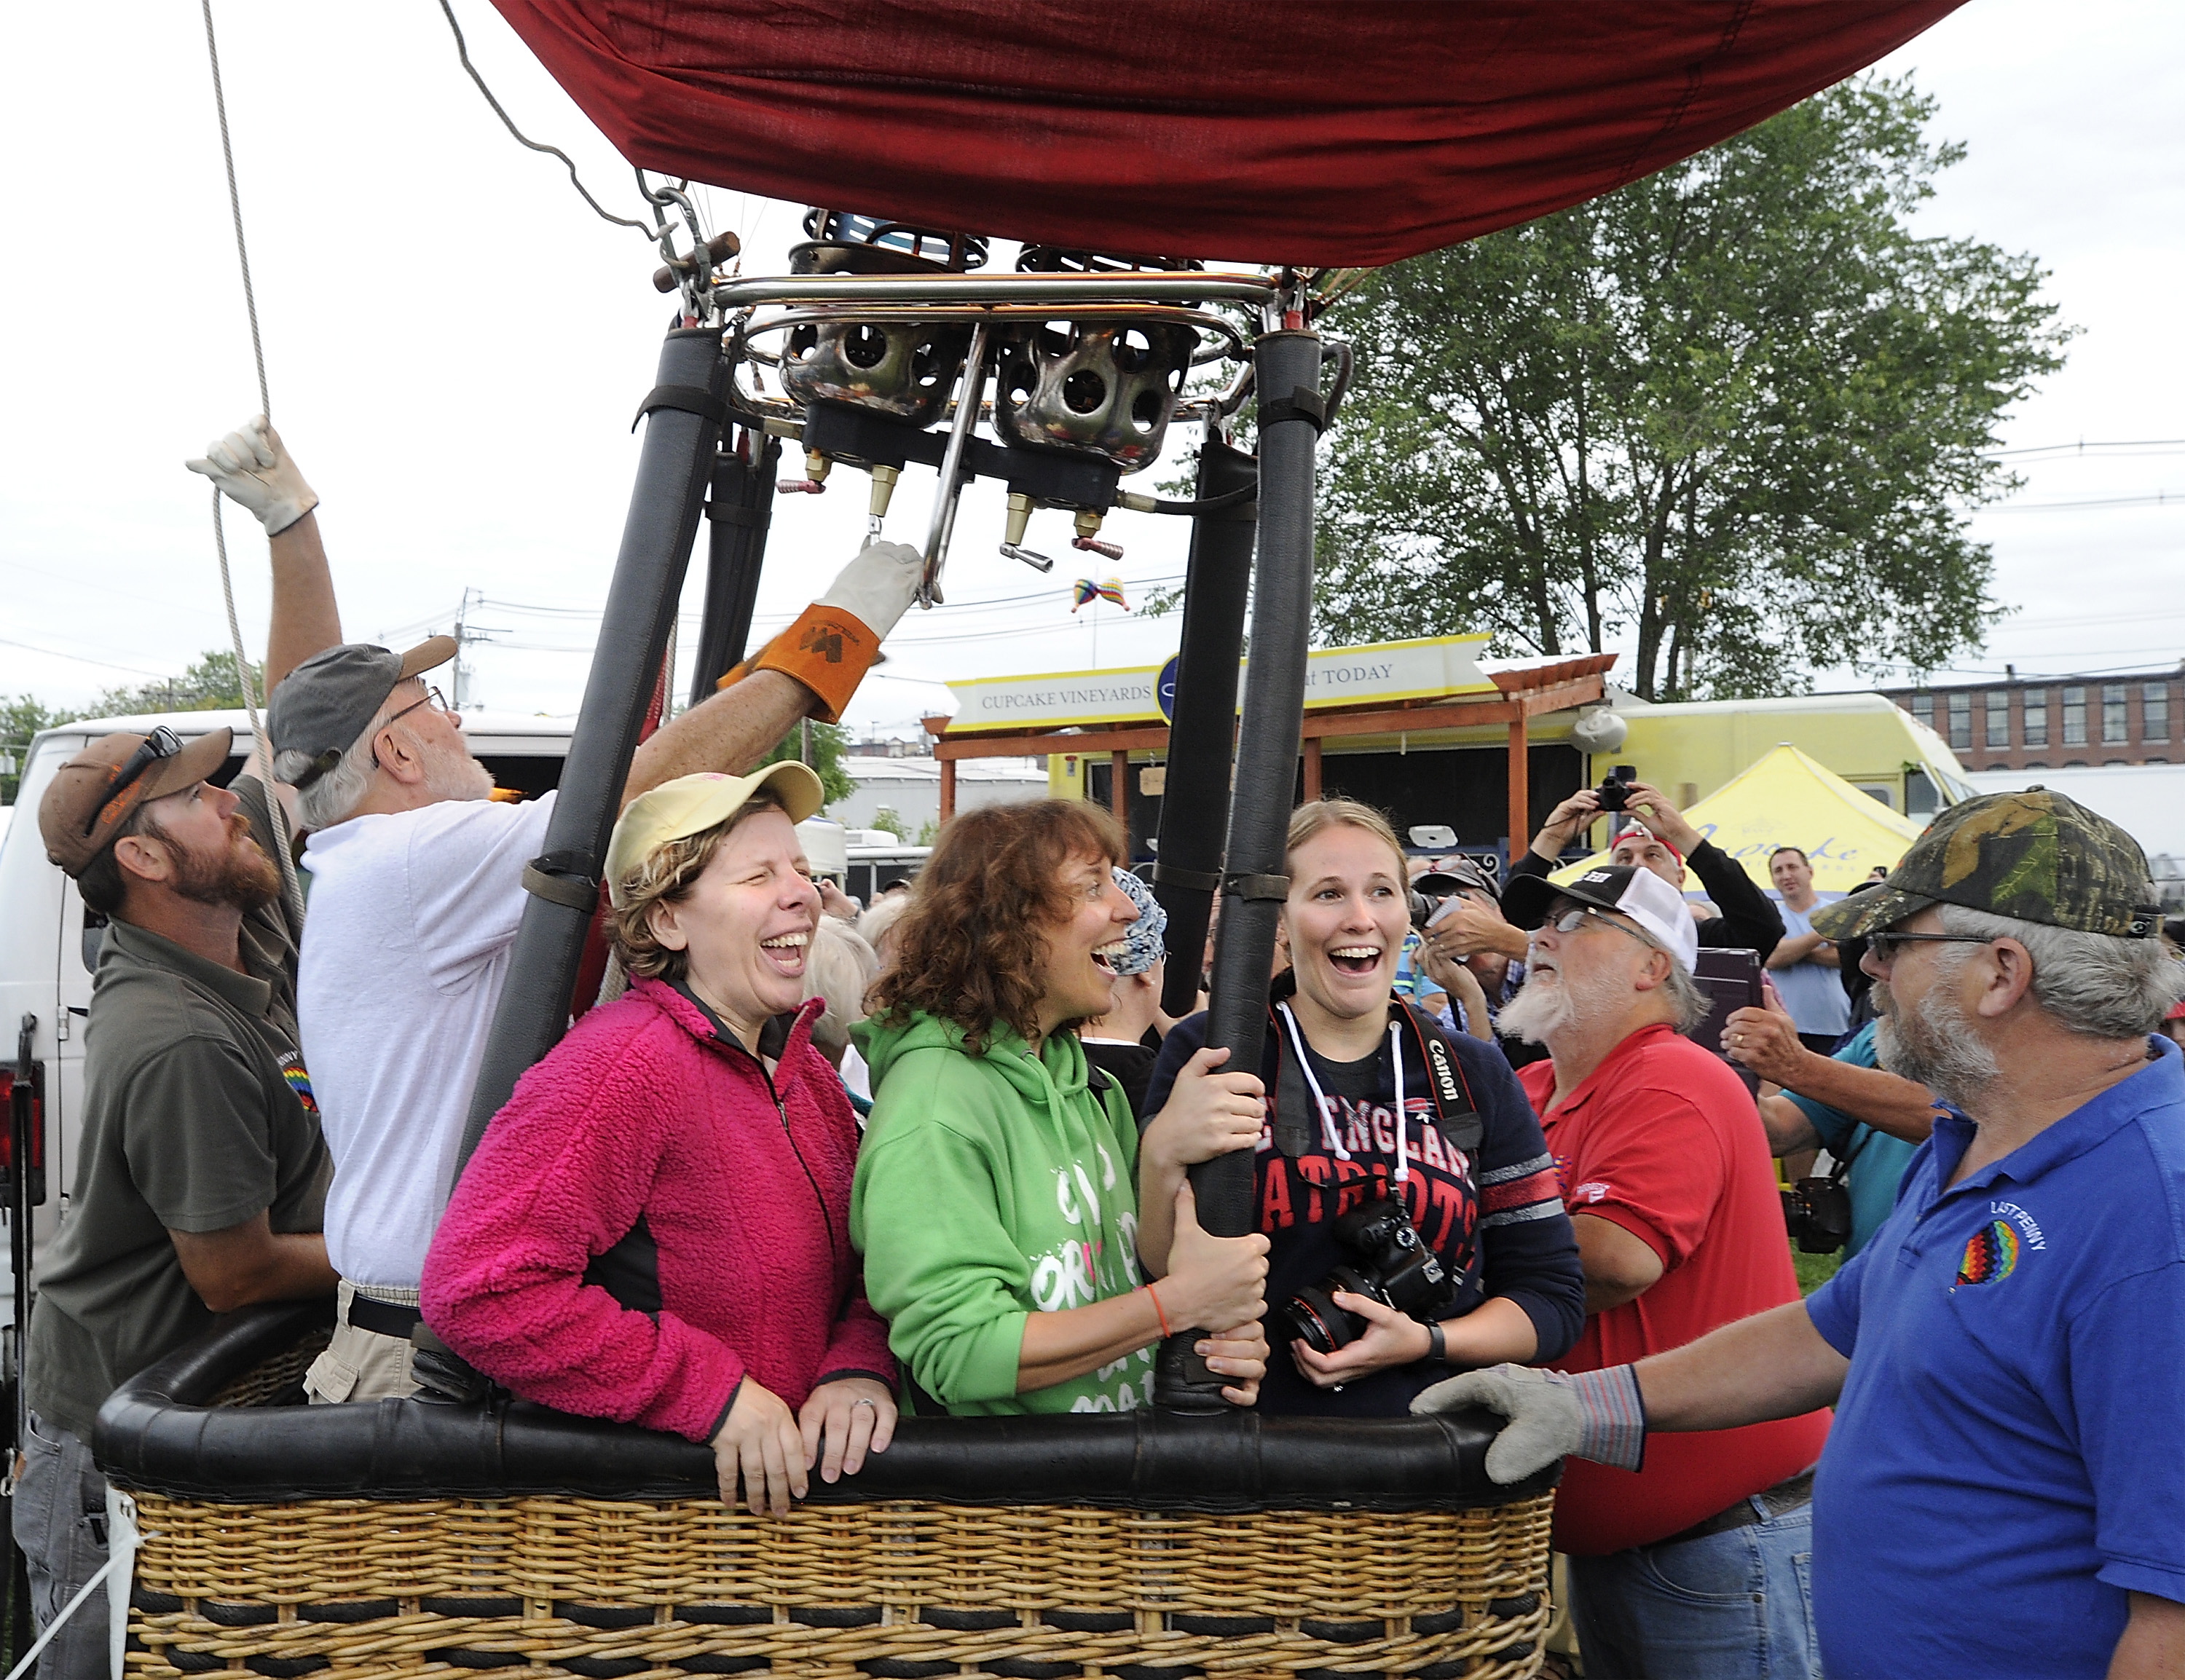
25, 726, 335, 1680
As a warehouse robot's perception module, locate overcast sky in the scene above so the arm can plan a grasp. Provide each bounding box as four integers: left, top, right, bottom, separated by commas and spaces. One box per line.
1, 1, 2178, 738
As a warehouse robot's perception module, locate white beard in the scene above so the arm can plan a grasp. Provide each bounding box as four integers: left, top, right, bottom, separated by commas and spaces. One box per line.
1873, 979, 1999, 1108
420, 733, 494, 804
1497, 960, 1629, 1046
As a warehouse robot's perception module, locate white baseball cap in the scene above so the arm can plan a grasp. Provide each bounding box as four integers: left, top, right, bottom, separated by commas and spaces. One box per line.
1502, 864, 1700, 972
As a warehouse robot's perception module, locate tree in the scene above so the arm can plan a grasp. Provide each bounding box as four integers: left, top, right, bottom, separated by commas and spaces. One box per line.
1, 694, 82, 805
1312, 77, 2070, 700
868, 805, 908, 840
92, 650, 267, 718
760, 718, 856, 807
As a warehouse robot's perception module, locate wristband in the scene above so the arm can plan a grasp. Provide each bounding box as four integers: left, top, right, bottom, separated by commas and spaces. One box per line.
1565, 1364, 1647, 1472
725, 603, 883, 722
1425, 1321, 1446, 1364
1143, 1284, 1172, 1339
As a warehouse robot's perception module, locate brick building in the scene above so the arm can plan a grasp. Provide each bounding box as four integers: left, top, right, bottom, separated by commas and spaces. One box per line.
1879, 666, 2185, 773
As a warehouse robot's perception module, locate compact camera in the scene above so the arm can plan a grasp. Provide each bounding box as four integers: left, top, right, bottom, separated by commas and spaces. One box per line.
1594, 763, 1638, 814
1782, 1176, 1854, 1255
1282, 1197, 1460, 1354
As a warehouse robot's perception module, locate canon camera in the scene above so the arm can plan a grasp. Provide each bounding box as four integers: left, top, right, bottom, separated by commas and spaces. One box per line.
1282, 1197, 1461, 1354
1782, 1175, 1854, 1255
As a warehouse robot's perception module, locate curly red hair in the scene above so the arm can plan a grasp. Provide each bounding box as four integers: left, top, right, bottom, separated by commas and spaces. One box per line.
870, 800, 1125, 1054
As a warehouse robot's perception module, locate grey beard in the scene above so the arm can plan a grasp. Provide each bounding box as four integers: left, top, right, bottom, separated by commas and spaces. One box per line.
1873, 979, 1999, 1107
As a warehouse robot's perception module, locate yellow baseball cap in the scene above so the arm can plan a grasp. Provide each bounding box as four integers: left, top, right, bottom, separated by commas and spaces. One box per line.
605, 762, 825, 908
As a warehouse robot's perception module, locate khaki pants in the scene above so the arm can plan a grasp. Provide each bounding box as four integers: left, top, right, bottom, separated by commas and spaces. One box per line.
304, 1280, 422, 1403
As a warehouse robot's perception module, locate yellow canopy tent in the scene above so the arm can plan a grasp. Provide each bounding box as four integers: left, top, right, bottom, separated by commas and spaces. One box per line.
1552, 741, 1924, 896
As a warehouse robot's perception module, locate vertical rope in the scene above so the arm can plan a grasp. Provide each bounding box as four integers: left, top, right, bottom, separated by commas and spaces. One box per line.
200, 0, 302, 927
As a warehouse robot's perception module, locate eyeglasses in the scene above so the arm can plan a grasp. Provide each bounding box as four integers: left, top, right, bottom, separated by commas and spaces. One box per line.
382, 686, 450, 730
1542, 904, 1658, 950
370, 687, 452, 770
83, 726, 181, 834
1866, 930, 1996, 963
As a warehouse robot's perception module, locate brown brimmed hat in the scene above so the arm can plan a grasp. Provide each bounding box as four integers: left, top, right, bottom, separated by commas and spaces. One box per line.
1811, 787, 2162, 942
267, 636, 457, 787
39, 727, 234, 877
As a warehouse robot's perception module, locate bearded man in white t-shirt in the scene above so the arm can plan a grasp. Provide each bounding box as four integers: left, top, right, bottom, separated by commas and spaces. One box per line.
192, 416, 923, 1403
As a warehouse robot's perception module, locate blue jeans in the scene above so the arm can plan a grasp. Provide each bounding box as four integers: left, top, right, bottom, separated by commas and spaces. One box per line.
12, 1413, 111, 1680
1567, 1497, 1819, 1680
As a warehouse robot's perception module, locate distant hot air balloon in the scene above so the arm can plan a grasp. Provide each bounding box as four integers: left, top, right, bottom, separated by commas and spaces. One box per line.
1071, 577, 1129, 614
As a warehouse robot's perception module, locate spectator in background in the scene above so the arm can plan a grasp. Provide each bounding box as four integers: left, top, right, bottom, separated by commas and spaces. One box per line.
1513, 783, 1784, 959
857, 891, 914, 971
802, 915, 881, 1119
2161, 999, 2185, 1052
1079, 869, 1170, 1119
1766, 846, 1851, 1053
1723, 985, 1937, 1258
1415, 859, 1543, 1067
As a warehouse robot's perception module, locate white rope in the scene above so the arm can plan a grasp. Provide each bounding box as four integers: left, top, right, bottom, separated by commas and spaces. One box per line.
200, 0, 303, 927
3, 1552, 119, 1680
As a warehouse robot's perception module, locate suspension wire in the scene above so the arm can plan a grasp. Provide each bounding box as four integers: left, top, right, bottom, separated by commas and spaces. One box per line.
198, 0, 303, 928
436, 0, 653, 233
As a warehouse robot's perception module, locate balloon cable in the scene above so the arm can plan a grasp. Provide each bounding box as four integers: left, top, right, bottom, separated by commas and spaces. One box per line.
198, 0, 303, 927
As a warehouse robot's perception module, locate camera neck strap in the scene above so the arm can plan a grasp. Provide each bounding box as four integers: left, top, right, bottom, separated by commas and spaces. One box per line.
1266, 988, 1484, 1161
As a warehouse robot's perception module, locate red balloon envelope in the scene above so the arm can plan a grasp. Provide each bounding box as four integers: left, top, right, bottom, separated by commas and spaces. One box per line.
490, 0, 1965, 267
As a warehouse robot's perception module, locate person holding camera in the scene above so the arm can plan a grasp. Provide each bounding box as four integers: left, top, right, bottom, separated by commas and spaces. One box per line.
850, 801, 1270, 1415
1484, 861, 1829, 1677
1723, 982, 1937, 1259
1511, 778, 1784, 958
1138, 799, 1583, 1417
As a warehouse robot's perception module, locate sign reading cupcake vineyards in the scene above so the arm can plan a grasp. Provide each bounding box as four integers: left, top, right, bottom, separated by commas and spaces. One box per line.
942, 633, 1496, 733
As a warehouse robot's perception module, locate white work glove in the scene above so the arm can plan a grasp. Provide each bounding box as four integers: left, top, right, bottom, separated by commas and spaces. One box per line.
815, 541, 923, 642
186, 416, 319, 535
1411, 1362, 1647, 1483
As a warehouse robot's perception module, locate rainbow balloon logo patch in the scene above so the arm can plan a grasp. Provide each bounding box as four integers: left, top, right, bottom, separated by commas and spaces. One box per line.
1955, 1219, 2019, 1287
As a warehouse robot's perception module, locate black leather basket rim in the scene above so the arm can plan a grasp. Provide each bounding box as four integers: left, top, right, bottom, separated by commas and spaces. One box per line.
95, 1301, 1556, 1510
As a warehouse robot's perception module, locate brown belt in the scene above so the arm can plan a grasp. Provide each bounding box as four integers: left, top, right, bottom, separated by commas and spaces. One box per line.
1656, 1470, 1815, 1550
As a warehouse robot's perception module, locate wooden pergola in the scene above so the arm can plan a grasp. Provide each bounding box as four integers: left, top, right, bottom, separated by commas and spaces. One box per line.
927, 652, 1618, 848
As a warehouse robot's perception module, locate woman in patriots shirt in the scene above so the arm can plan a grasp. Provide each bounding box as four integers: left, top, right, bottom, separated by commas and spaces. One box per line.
1141, 799, 1583, 1416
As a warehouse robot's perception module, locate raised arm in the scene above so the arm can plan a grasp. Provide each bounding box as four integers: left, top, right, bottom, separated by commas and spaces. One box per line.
187, 418, 343, 691
623, 542, 926, 809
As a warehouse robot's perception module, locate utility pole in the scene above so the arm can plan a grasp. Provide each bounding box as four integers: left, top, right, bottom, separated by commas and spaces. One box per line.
448, 587, 509, 711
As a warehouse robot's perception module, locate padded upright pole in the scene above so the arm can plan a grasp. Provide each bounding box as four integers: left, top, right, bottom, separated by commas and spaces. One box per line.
458, 328, 728, 1170
1151, 440, 1256, 1019
1155, 329, 1323, 1410
688, 432, 781, 704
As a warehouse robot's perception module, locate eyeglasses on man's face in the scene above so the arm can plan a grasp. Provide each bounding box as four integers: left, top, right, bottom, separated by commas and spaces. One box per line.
1865, 929, 1996, 964
370, 687, 453, 771
1540, 902, 1658, 952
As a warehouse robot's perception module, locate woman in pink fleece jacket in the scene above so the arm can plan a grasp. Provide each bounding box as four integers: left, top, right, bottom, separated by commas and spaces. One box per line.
422, 765, 894, 1516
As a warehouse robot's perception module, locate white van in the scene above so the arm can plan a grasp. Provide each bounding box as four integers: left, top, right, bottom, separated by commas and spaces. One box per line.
0, 709, 575, 1313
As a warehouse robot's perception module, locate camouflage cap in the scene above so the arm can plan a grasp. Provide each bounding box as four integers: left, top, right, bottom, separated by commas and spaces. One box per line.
1811, 787, 2162, 943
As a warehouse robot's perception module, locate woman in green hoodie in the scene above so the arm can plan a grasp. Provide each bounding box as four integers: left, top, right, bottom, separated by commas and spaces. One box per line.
851, 800, 1269, 1414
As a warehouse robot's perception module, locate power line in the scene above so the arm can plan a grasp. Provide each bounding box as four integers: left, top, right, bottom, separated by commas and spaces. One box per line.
1987, 438, 2185, 460
1983, 492, 2184, 513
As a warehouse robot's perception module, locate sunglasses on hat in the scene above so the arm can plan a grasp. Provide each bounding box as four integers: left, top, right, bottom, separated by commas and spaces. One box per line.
81, 726, 182, 835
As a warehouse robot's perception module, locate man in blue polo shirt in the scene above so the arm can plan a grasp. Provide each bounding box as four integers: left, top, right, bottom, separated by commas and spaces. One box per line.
1417, 789, 2185, 1678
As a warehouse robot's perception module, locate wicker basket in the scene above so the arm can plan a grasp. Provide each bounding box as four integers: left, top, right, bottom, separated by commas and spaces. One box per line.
101, 1305, 1555, 1680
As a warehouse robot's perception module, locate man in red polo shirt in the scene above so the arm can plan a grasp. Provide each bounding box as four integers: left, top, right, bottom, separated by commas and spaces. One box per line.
1487, 863, 1827, 1679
